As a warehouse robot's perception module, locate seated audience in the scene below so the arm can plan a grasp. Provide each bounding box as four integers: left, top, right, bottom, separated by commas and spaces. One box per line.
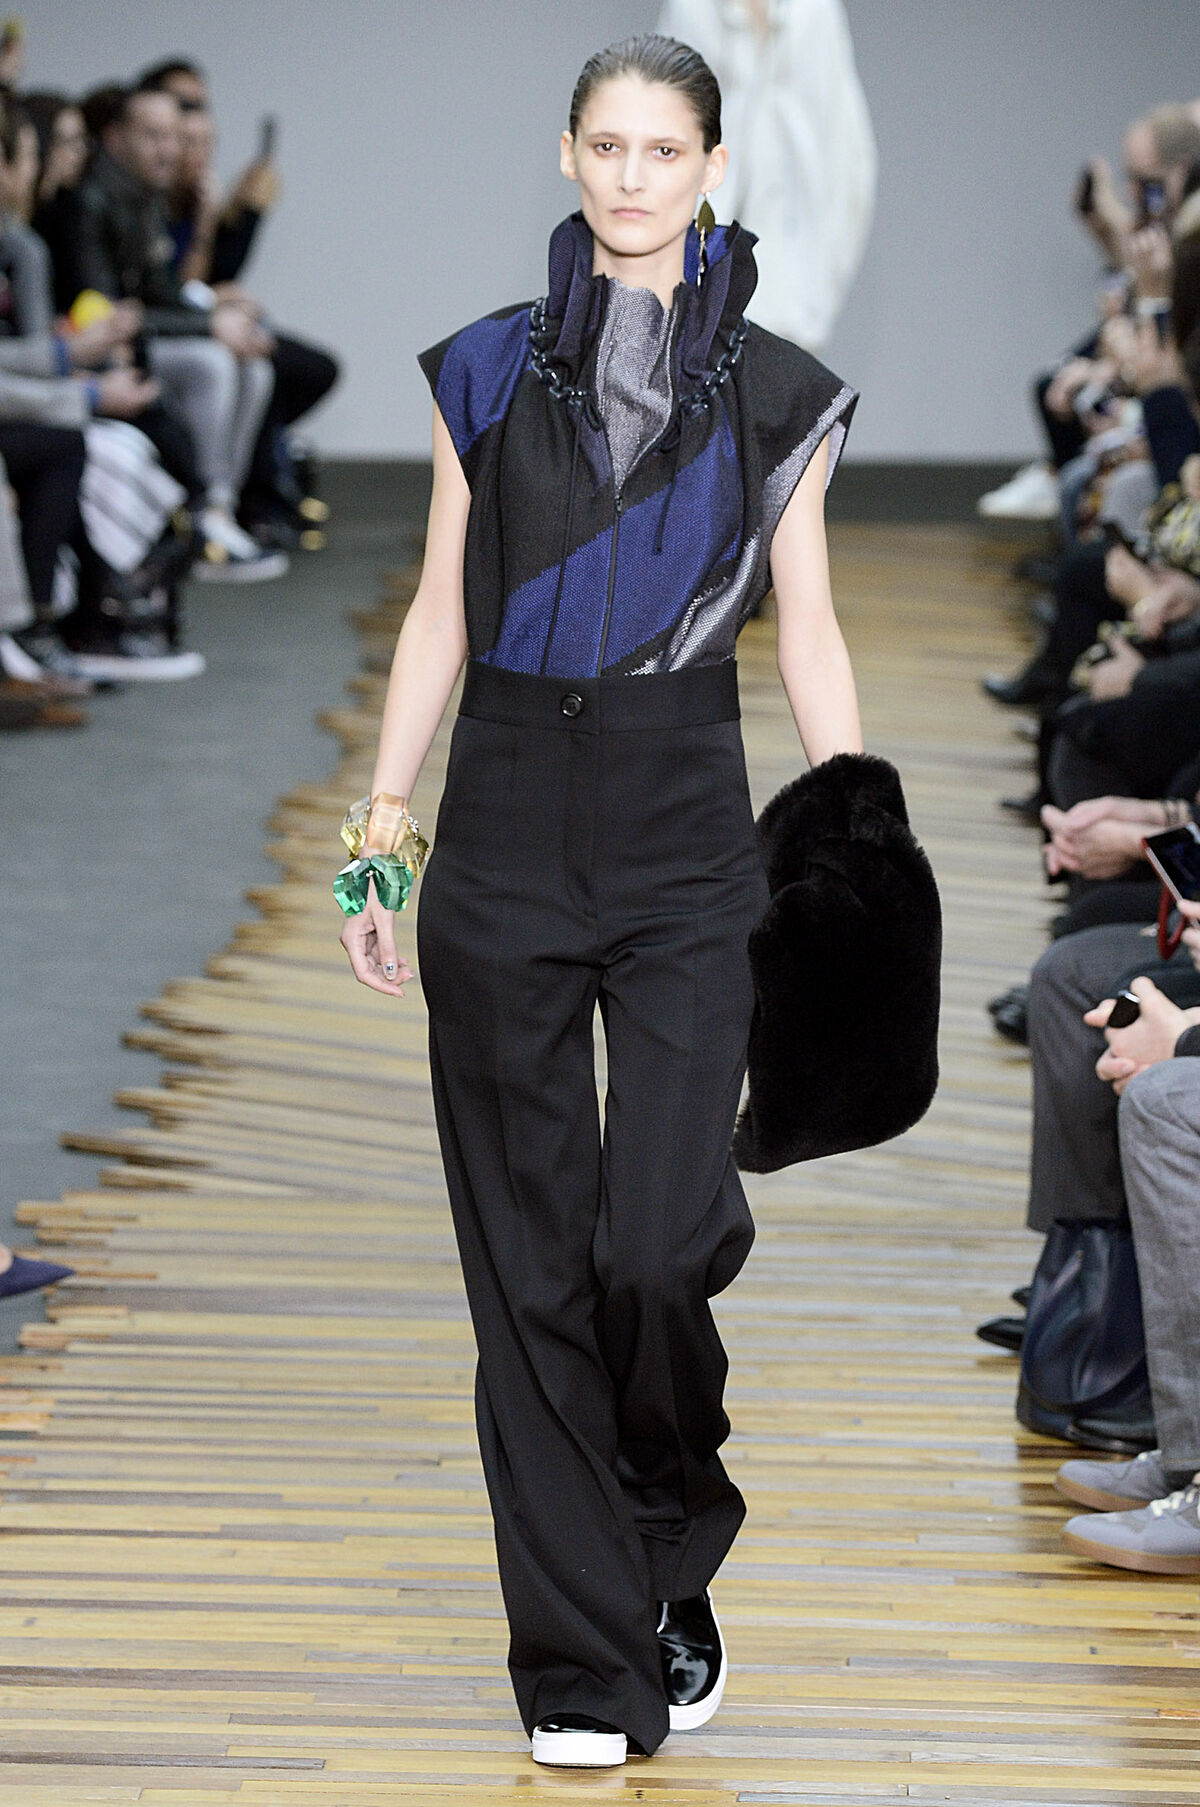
978, 103, 1200, 528
0, 96, 204, 685
0, 24, 341, 711
73, 84, 286, 581
137, 57, 338, 546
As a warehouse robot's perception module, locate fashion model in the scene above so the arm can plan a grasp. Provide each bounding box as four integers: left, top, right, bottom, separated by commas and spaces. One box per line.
338, 32, 862, 1771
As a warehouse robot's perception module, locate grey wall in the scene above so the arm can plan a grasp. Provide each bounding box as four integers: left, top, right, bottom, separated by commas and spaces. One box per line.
26, 1, 1198, 459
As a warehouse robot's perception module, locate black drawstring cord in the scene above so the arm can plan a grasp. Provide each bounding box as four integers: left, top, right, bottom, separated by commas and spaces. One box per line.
654, 406, 694, 555
538, 392, 592, 676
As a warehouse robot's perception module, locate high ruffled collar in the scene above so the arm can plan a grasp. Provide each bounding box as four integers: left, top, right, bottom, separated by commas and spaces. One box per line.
541, 209, 758, 392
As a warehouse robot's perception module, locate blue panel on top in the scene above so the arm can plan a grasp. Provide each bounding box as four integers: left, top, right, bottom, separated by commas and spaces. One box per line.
484, 411, 743, 677
436, 312, 531, 459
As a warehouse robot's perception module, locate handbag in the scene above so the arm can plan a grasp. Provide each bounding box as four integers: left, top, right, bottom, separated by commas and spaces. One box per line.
1018, 1217, 1150, 1439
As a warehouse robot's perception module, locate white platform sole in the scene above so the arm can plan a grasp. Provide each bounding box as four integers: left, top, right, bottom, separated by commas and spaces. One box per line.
668, 1602, 728, 1731
530, 1725, 627, 1768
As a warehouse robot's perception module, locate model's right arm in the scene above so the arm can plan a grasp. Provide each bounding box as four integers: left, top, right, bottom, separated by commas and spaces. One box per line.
339, 401, 470, 998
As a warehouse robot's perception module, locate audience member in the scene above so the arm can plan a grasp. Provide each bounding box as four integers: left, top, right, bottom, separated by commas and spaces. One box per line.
25, 92, 88, 313
0, 28, 340, 719
1046, 914, 1200, 1573
138, 57, 338, 546
74, 85, 285, 580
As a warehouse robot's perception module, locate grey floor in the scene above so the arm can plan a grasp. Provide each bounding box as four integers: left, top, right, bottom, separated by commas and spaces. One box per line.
0, 475, 422, 1351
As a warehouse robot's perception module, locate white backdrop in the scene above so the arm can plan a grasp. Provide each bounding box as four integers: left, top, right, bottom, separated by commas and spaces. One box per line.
26, 0, 1200, 459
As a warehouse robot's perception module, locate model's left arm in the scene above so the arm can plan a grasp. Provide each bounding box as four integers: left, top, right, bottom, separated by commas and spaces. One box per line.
769, 429, 863, 764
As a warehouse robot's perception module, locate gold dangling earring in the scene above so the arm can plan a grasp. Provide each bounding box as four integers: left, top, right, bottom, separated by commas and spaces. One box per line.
695, 191, 715, 283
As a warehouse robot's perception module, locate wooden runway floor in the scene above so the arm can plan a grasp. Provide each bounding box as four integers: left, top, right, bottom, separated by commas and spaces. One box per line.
5, 523, 1200, 1802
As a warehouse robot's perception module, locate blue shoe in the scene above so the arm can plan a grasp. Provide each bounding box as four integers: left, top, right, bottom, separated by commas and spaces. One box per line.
0, 1254, 74, 1299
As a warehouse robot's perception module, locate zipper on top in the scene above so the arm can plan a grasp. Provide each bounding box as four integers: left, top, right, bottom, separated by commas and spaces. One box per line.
594, 487, 624, 677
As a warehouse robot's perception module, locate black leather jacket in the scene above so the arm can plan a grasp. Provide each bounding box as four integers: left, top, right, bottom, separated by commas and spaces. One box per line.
74, 149, 210, 337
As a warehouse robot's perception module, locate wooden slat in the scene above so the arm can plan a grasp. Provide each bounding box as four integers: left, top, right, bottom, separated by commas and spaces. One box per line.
5, 523, 1196, 1803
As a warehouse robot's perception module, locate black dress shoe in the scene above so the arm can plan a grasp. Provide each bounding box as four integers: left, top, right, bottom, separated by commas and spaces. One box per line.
657, 1589, 727, 1731
981, 664, 1066, 708
531, 1712, 626, 1768
1065, 1410, 1157, 1455
976, 1314, 1024, 1353
1011, 1284, 1032, 1310
987, 984, 1030, 1046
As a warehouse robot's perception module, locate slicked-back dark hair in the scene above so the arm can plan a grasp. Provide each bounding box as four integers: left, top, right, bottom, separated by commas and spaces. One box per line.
569, 33, 721, 152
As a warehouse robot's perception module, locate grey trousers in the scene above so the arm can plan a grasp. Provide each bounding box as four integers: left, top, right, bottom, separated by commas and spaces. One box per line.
1027, 923, 1200, 1231
147, 338, 274, 511
1120, 1059, 1200, 1470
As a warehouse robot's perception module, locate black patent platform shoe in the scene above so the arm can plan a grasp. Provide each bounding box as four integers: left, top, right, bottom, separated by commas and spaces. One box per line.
530, 1712, 627, 1767
657, 1587, 727, 1730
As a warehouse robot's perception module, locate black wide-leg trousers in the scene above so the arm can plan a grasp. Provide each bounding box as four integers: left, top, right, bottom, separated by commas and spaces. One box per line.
416, 658, 769, 1757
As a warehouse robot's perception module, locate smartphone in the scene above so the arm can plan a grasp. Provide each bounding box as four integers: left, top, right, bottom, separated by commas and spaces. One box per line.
1138, 177, 1167, 226
1142, 821, 1200, 906
1148, 302, 1173, 345
258, 114, 277, 160
1105, 990, 1141, 1029
1075, 164, 1095, 216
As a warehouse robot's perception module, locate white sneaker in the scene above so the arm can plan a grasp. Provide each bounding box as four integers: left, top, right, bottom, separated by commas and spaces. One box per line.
977, 461, 1060, 521
69, 628, 206, 682
530, 1714, 627, 1768
193, 508, 289, 583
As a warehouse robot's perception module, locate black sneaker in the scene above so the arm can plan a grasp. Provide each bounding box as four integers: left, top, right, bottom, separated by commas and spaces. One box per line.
1, 628, 94, 694
530, 1713, 626, 1768
657, 1588, 727, 1730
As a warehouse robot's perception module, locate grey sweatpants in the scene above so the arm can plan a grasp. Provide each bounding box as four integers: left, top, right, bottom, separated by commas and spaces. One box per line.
147, 337, 273, 512
1120, 1058, 1200, 1470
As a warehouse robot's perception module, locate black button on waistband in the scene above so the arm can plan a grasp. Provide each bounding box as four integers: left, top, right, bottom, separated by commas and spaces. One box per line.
559, 692, 584, 718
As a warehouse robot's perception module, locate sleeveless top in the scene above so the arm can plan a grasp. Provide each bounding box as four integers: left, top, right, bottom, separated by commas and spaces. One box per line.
418, 211, 858, 679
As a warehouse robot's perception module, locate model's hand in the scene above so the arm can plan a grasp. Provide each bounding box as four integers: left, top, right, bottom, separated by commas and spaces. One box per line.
340, 889, 412, 997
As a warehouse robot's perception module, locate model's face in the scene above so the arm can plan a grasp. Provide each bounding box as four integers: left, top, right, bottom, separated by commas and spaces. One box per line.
561, 75, 725, 268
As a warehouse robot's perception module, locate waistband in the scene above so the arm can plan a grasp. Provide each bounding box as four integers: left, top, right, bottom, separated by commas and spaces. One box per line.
458, 658, 741, 733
